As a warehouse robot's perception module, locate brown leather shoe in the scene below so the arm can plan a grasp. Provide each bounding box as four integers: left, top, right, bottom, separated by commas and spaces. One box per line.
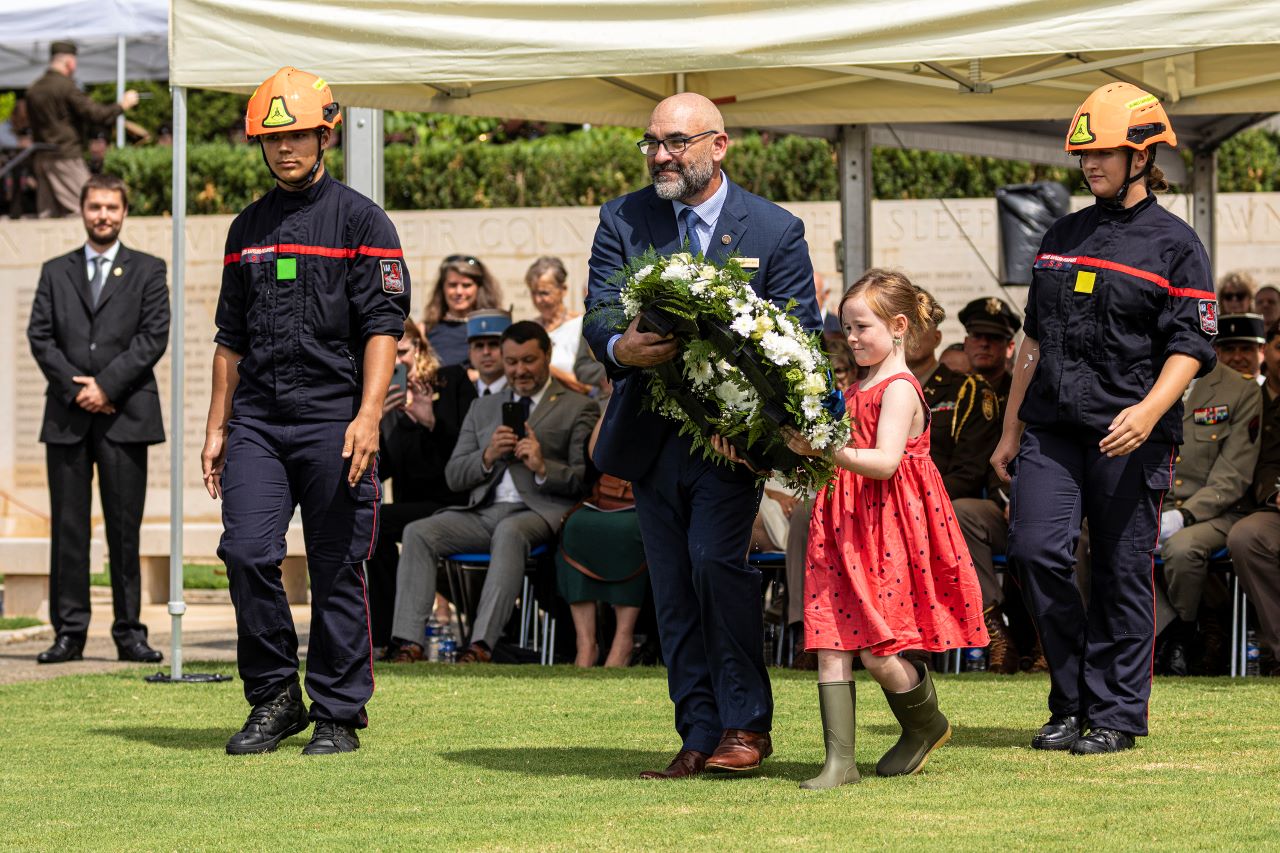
390, 642, 425, 663
705, 729, 772, 772
457, 642, 492, 664
638, 749, 708, 780
985, 608, 1020, 675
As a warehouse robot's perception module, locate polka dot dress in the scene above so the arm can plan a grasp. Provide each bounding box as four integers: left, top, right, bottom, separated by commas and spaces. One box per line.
804, 373, 989, 655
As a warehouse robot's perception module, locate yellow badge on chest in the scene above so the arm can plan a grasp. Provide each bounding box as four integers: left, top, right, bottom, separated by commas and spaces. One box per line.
1074, 270, 1096, 294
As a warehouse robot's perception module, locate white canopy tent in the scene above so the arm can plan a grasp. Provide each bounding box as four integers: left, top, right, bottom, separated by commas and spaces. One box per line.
0, 0, 169, 146
162, 0, 1280, 676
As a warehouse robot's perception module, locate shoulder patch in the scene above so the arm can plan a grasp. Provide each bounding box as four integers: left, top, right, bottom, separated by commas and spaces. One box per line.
1198, 299, 1218, 334
380, 259, 405, 294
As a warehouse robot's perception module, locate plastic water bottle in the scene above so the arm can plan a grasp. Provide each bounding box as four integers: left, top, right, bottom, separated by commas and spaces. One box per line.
424, 616, 441, 662
964, 646, 988, 672
1246, 631, 1261, 677
439, 624, 458, 664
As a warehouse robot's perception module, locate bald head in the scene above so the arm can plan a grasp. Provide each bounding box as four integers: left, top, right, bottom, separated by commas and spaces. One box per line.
650, 93, 725, 134
644, 92, 729, 206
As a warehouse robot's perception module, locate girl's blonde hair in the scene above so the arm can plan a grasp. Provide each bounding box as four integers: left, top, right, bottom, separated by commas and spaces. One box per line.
838, 268, 945, 347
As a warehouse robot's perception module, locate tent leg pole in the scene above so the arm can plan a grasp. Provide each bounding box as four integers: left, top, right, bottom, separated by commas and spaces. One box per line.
168, 85, 188, 680
838, 124, 872, 290
1192, 147, 1217, 269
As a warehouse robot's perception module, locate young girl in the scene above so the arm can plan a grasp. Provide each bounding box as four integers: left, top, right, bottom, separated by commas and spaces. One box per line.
789, 269, 989, 790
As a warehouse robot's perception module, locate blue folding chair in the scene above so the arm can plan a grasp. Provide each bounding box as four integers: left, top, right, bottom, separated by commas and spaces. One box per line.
442, 543, 553, 664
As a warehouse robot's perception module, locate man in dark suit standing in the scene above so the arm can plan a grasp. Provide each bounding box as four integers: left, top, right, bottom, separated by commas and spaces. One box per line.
584, 93, 820, 779
26, 173, 169, 663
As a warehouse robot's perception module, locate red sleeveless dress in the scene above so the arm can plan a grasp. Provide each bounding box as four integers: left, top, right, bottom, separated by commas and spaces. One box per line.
804, 373, 990, 655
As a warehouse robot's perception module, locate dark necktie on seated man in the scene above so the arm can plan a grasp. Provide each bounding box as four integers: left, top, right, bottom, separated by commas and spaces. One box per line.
517, 395, 532, 424
679, 207, 703, 255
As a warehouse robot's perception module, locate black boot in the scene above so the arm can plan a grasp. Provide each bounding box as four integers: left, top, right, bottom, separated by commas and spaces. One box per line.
799, 681, 860, 790
226, 682, 309, 755
1155, 619, 1192, 677
877, 660, 951, 776
303, 721, 361, 755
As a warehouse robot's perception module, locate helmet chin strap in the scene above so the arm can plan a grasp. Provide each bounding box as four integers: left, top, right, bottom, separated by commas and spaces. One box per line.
1098, 144, 1157, 210
260, 129, 328, 190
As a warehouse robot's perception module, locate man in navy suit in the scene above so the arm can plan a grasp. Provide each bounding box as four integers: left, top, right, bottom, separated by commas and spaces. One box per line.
584, 93, 820, 779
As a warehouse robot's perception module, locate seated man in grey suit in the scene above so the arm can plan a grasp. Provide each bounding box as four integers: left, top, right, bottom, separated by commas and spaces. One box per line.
388, 320, 599, 663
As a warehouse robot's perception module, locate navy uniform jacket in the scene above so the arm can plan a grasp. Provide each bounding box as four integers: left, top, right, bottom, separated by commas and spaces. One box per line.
583, 178, 820, 480
1021, 196, 1216, 444
215, 173, 410, 422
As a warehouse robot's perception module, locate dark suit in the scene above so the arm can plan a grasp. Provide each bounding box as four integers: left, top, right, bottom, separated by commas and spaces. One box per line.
26, 243, 169, 647
584, 178, 819, 753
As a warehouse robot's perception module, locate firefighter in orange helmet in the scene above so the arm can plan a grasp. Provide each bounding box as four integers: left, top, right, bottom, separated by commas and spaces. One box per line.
206, 68, 409, 756
991, 83, 1216, 755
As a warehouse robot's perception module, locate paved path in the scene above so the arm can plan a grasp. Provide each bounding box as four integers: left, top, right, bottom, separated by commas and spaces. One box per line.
0, 600, 311, 686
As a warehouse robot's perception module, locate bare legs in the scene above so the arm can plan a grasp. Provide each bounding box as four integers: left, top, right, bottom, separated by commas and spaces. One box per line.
570, 601, 641, 668
816, 647, 920, 692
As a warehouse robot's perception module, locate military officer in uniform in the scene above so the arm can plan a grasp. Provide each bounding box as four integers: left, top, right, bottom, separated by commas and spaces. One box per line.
1155, 315, 1264, 674
959, 297, 1018, 401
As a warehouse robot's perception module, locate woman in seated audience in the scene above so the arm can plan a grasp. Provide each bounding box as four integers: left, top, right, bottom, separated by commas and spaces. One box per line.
370, 319, 477, 652
422, 254, 503, 367
526, 256, 593, 394
556, 418, 646, 667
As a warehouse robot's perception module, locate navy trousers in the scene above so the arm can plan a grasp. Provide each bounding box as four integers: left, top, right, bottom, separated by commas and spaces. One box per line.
1007, 425, 1172, 736
219, 417, 380, 727
632, 432, 770, 755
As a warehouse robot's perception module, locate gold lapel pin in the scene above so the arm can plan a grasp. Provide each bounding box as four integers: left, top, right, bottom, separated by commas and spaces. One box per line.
720, 234, 732, 245
113, 267, 123, 277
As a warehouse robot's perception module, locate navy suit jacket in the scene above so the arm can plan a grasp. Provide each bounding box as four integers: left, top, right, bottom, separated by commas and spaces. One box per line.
583, 178, 820, 480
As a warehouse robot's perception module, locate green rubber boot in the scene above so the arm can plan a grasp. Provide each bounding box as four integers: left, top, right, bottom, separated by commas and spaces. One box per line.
799, 681, 860, 790
876, 660, 952, 777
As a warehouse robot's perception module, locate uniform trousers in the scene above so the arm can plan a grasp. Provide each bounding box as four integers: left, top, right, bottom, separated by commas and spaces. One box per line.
633, 432, 769, 755
1156, 513, 1242, 634
1225, 510, 1280, 658
1008, 425, 1172, 736
954, 497, 1009, 610
34, 153, 90, 219
391, 502, 552, 650
219, 416, 379, 727
45, 418, 149, 648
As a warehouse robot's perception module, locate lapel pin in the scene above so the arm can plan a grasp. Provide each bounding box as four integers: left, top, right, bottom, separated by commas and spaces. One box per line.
113, 267, 123, 276
720, 234, 732, 245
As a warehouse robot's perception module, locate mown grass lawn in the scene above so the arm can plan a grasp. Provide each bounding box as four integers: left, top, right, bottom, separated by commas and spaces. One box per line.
1, 664, 1276, 850
89, 563, 229, 589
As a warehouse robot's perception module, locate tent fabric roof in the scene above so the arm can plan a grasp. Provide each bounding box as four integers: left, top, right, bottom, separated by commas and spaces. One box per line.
171, 0, 1280, 125
0, 0, 168, 88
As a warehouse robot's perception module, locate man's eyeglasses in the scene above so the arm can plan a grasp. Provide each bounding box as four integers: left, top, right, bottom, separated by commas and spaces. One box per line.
636, 130, 716, 156
1221, 292, 1250, 301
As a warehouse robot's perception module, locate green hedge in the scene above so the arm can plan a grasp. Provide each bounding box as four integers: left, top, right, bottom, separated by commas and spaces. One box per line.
100, 127, 1280, 216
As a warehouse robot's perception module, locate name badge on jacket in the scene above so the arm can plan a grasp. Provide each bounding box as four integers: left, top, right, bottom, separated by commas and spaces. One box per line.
1193, 405, 1229, 425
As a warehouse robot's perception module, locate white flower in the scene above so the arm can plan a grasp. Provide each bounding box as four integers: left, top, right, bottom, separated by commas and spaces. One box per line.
632, 264, 654, 282
753, 315, 773, 339
671, 252, 694, 265
684, 352, 715, 385
730, 313, 756, 337
808, 422, 835, 450
662, 263, 692, 282
801, 395, 823, 420
621, 290, 642, 318
690, 279, 709, 296
801, 372, 827, 396
698, 264, 717, 281
728, 297, 751, 315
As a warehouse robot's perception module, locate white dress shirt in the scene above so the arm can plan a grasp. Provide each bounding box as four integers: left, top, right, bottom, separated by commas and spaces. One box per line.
491, 378, 552, 504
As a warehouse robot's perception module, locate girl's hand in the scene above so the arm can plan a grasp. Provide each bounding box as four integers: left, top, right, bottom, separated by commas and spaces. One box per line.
1100, 402, 1160, 457
990, 430, 1020, 484
782, 427, 823, 458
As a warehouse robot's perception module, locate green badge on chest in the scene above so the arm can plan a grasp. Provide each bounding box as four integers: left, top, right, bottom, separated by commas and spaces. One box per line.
276, 257, 297, 281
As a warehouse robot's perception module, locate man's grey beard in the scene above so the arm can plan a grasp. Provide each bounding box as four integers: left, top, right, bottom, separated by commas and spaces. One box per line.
652, 157, 715, 201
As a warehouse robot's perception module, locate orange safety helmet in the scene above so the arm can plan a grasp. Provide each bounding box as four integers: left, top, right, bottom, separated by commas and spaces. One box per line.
1065, 82, 1176, 152
245, 67, 341, 138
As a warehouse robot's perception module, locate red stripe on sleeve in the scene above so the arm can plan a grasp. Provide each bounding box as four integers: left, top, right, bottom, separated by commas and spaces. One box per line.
223, 252, 241, 265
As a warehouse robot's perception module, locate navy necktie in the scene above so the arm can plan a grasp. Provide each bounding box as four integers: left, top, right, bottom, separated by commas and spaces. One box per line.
679, 207, 702, 254
517, 395, 533, 423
